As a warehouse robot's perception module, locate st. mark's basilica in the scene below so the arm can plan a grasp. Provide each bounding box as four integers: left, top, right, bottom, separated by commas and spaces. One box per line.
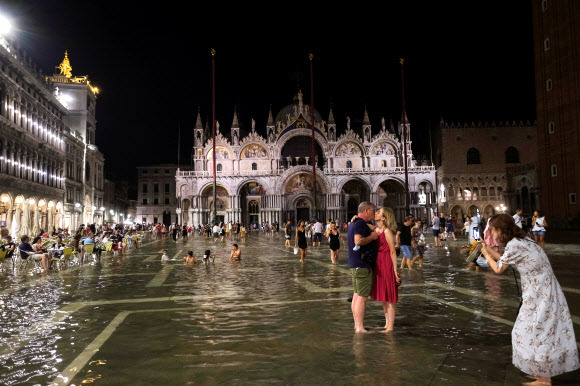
173, 91, 437, 227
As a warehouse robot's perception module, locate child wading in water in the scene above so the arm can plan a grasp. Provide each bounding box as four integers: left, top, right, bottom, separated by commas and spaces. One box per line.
161, 249, 169, 261
230, 244, 241, 262
203, 249, 215, 264
184, 251, 199, 264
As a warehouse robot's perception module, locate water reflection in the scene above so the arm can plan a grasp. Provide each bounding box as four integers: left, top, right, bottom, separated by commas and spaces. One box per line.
0, 233, 578, 384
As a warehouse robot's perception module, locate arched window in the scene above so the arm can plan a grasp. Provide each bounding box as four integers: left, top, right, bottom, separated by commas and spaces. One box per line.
216, 163, 222, 172
551, 164, 557, 177
346, 160, 352, 169
381, 160, 387, 167
251, 162, 257, 171
248, 200, 259, 214
466, 148, 481, 164
548, 121, 555, 134
546, 78, 552, 91
544, 38, 550, 51
505, 146, 520, 163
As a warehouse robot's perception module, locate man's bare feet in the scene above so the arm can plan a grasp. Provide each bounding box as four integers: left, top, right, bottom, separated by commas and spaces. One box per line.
355, 328, 374, 334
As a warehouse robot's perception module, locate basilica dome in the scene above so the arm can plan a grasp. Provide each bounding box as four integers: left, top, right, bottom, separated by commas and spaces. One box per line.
275, 91, 323, 123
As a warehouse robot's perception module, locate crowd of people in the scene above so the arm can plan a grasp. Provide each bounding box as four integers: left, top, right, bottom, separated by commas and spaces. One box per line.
347, 201, 578, 383
0, 222, 142, 271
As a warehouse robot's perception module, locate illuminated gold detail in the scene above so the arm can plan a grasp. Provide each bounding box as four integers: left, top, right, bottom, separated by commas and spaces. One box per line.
210, 48, 216, 56
309, 53, 314, 61
47, 51, 100, 96
57, 51, 73, 78
400, 58, 404, 64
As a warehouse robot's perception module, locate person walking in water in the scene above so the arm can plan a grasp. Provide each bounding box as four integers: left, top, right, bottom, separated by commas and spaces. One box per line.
284, 221, 292, 248
324, 221, 344, 264
397, 215, 414, 270
481, 213, 579, 384
432, 213, 441, 247
295, 221, 308, 263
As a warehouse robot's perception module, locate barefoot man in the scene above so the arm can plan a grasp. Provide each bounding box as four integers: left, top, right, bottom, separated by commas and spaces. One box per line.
348, 202, 378, 334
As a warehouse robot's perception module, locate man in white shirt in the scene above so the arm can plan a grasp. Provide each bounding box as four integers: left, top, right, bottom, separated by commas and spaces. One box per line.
513, 209, 523, 228
212, 224, 221, 242
313, 220, 324, 246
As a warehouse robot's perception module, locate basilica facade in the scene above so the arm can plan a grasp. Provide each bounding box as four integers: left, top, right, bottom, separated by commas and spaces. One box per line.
175, 92, 436, 227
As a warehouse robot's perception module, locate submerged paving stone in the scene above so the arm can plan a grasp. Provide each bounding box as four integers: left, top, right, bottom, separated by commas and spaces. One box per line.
0, 232, 579, 384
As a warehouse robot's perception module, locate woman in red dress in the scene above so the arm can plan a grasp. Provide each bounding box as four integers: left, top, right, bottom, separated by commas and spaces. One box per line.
370, 207, 400, 331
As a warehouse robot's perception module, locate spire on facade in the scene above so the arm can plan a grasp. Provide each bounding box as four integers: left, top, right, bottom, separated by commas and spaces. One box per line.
231, 108, 240, 128
401, 107, 409, 123
267, 105, 274, 126
328, 104, 335, 124
363, 106, 370, 125
194, 107, 203, 129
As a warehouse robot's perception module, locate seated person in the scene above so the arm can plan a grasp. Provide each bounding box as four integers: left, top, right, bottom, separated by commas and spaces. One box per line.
70, 234, 82, 253
51, 236, 65, 260
1, 235, 16, 259
184, 251, 198, 264
32, 236, 52, 271
230, 244, 241, 262
19, 235, 49, 270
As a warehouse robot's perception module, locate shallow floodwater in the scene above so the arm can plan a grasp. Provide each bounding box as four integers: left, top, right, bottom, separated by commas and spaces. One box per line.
0, 232, 579, 385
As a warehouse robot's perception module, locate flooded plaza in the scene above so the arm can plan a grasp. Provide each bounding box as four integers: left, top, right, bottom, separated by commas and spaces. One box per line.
1, 232, 579, 385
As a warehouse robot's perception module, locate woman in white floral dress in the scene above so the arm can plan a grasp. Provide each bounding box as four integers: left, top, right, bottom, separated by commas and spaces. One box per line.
481, 214, 579, 384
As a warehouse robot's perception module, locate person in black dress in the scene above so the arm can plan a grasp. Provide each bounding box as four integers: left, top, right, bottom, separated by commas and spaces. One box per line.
324, 221, 344, 264
295, 221, 307, 263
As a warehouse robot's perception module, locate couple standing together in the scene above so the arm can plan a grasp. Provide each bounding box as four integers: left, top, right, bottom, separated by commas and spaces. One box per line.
348, 201, 400, 333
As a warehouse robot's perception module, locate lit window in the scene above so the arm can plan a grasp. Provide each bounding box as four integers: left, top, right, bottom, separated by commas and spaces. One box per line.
548, 121, 555, 134
544, 38, 550, 51
546, 78, 552, 91
551, 164, 557, 177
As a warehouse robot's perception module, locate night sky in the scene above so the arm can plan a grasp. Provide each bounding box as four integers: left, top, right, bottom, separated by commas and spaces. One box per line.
1, 1, 536, 192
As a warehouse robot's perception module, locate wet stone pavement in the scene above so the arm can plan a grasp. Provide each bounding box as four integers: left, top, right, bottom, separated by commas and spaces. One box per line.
0, 231, 579, 385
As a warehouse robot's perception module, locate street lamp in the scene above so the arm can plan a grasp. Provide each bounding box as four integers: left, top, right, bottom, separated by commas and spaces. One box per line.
0, 15, 12, 36
495, 203, 507, 213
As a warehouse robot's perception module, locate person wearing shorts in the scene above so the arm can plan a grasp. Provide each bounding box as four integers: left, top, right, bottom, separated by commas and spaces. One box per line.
432, 214, 441, 246
348, 202, 378, 334
313, 220, 323, 246
397, 216, 414, 270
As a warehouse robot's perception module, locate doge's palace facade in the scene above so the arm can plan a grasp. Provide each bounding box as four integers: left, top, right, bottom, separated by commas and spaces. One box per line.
176, 92, 436, 227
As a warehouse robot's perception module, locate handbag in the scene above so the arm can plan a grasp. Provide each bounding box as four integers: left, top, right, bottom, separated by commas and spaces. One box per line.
360, 246, 377, 269
293, 247, 298, 255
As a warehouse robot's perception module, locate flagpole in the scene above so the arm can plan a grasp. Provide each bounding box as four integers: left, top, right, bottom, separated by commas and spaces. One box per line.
177, 122, 181, 168
309, 53, 317, 221
400, 58, 410, 216
211, 48, 217, 225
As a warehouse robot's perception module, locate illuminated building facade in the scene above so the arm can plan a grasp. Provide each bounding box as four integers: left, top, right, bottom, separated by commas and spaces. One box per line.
434, 120, 539, 221
0, 30, 104, 236
174, 92, 436, 227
